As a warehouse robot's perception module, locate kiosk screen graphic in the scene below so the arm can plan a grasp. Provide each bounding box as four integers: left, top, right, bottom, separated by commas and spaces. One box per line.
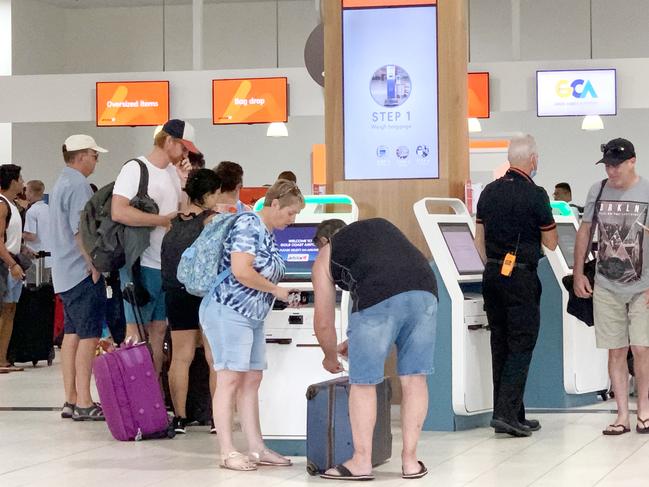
439, 223, 485, 276
342, 0, 439, 180
274, 224, 319, 281
556, 223, 578, 269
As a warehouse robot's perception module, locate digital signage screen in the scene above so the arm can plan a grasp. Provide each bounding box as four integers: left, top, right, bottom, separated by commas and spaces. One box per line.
212, 77, 288, 125
439, 223, 485, 276
273, 223, 319, 281
556, 222, 578, 270
536, 69, 616, 117
342, 0, 439, 180
96, 81, 169, 127
468, 72, 490, 119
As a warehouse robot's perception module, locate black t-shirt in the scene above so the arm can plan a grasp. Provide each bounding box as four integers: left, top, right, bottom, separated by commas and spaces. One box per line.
329, 218, 438, 312
476, 167, 556, 266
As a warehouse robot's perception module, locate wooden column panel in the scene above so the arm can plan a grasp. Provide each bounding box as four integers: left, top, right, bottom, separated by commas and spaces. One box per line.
324, 0, 469, 256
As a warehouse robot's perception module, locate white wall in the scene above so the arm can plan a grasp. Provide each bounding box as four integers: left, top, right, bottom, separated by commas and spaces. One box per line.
1, 0, 11, 163
13, 0, 319, 75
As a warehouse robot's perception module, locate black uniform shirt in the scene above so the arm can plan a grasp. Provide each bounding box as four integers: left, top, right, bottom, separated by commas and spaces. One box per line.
476, 167, 556, 267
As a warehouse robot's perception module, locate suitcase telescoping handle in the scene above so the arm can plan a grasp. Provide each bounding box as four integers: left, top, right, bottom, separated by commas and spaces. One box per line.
123, 283, 150, 346
34, 251, 51, 287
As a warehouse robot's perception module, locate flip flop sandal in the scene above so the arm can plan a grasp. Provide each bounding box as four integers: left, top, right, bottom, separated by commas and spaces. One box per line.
402, 461, 428, 480
320, 464, 375, 481
248, 448, 292, 466
220, 451, 257, 471
602, 424, 630, 435
636, 418, 649, 434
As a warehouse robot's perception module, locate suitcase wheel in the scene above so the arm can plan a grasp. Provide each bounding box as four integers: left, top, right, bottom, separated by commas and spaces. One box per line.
32, 360, 38, 367
48, 348, 55, 366
306, 461, 319, 476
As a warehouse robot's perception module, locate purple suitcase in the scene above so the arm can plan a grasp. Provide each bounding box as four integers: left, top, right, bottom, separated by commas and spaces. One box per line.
93, 342, 171, 441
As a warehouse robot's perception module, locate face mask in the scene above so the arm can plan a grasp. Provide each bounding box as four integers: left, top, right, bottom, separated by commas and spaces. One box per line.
530, 168, 537, 179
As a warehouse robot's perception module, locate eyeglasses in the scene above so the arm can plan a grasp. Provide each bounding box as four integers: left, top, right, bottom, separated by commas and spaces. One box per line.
600, 143, 627, 156
87, 151, 99, 161
277, 182, 301, 199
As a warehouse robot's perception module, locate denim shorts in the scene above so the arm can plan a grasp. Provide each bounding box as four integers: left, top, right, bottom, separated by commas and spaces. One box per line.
199, 298, 266, 372
347, 290, 437, 385
59, 275, 107, 339
2, 273, 23, 303
119, 266, 166, 324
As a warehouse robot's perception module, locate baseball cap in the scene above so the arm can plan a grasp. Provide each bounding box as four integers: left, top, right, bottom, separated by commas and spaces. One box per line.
63, 134, 108, 153
162, 119, 199, 154
596, 138, 635, 166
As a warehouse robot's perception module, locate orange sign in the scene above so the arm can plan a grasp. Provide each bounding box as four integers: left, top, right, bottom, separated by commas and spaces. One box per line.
343, 0, 436, 7
96, 81, 169, 127
239, 187, 268, 207
468, 72, 490, 119
212, 78, 288, 125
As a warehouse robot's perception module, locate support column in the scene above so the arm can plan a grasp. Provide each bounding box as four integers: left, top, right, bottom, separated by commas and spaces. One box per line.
192, 0, 204, 70
0, 0, 12, 163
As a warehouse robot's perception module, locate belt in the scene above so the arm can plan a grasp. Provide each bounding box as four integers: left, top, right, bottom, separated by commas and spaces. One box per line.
486, 258, 536, 271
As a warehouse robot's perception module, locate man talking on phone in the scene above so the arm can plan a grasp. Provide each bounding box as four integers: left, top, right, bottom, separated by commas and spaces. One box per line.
111, 119, 194, 374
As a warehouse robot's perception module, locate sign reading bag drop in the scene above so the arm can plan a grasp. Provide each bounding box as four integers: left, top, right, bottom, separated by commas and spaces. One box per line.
536, 69, 616, 117
212, 77, 288, 125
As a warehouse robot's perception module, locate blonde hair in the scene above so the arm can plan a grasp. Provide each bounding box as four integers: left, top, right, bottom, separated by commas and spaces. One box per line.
154, 129, 171, 149
27, 180, 45, 195
264, 179, 305, 209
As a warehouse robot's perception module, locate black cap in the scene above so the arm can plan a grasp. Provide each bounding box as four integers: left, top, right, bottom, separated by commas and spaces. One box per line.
596, 138, 636, 166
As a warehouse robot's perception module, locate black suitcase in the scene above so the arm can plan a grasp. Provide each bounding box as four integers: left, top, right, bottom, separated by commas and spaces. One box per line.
8, 252, 55, 367
306, 377, 392, 476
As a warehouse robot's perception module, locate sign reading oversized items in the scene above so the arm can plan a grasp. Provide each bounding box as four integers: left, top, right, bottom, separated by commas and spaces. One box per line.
96, 81, 169, 127
468, 72, 490, 119
342, 0, 439, 180
212, 77, 288, 125
536, 68, 617, 117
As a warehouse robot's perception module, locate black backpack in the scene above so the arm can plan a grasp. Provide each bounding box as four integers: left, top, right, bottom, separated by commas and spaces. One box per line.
79, 159, 154, 273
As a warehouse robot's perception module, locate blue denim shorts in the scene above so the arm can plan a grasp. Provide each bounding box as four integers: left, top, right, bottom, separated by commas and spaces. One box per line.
199, 298, 266, 372
59, 275, 107, 339
347, 290, 437, 385
3, 273, 23, 303
119, 266, 166, 324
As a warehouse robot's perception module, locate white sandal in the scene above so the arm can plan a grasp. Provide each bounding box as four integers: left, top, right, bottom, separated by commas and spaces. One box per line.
220, 451, 257, 471
248, 448, 292, 466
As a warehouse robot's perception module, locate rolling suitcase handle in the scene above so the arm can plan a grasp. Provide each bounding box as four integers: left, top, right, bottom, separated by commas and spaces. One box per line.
34, 251, 51, 287
122, 283, 150, 346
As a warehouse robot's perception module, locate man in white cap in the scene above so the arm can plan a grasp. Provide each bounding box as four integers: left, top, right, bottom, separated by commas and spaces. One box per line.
111, 119, 194, 375
50, 134, 108, 421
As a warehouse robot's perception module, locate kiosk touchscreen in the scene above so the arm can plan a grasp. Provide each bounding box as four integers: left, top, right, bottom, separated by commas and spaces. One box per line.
526, 206, 608, 403
414, 198, 492, 430
255, 195, 358, 449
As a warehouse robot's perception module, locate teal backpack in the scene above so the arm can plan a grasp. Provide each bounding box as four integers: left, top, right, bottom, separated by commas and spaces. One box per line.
177, 212, 264, 297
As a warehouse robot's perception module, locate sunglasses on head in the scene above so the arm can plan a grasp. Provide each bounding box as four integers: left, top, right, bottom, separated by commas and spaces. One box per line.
600, 143, 627, 155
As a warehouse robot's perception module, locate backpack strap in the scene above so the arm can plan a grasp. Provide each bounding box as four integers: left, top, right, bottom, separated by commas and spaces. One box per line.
131, 158, 150, 199
209, 212, 267, 293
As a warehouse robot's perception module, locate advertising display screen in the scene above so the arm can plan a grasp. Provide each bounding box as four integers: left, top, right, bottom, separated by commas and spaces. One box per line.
273, 224, 319, 281
468, 72, 490, 118
96, 81, 169, 127
439, 223, 485, 276
537, 69, 616, 117
556, 222, 577, 269
212, 77, 288, 125
342, 0, 439, 180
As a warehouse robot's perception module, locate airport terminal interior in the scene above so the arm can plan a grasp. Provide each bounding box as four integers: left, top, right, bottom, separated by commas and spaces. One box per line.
3, 0, 649, 486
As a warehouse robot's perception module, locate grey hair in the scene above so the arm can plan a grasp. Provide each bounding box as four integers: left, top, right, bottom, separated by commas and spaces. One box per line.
508, 134, 538, 165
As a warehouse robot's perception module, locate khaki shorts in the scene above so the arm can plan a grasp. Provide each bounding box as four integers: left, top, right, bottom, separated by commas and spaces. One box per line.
593, 285, 649, 349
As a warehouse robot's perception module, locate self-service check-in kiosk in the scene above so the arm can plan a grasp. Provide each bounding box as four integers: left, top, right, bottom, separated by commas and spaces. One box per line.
525, 201, 609, 407
253, 195, 358, 454
414, 198, 492, 431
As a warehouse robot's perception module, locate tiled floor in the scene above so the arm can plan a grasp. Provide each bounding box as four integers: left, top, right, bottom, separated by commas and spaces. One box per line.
1, 356, 647, 487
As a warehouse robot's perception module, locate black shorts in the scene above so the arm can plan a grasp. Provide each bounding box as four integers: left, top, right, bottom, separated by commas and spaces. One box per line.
165, 287, 202, 331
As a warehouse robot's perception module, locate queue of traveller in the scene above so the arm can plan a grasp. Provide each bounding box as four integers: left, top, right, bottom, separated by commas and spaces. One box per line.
1, 124, 644, 481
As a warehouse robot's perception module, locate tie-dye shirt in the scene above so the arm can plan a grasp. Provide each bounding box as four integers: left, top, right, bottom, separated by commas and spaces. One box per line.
212, 213, 285, 320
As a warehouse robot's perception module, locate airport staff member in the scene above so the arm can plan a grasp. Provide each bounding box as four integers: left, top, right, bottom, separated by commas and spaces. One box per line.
474, 134, 558, 438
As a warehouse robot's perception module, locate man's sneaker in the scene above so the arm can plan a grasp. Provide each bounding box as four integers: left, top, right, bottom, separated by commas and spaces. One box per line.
61, 402, 75, 419
72, 403, 105, 421
210, 419, 217, 435
173, 416, 188, 434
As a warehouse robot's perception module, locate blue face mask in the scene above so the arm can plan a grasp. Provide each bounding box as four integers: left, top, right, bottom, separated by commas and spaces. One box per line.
530, 168, 537, 179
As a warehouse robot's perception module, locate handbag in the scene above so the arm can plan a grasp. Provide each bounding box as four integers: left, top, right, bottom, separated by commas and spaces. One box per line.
561, 179, 607, 327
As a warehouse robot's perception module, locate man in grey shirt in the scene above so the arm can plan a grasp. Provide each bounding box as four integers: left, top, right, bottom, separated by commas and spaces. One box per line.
574, 138, 649, 436
50, 134, 108, 421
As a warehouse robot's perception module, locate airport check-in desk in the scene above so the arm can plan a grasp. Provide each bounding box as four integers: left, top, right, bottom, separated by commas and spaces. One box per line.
414, 198, 492, 431
253, 195, 358, 455
525, 202, 609, 407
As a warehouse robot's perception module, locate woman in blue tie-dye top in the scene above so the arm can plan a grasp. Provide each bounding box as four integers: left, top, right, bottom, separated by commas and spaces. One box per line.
200, 179, 305, 471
